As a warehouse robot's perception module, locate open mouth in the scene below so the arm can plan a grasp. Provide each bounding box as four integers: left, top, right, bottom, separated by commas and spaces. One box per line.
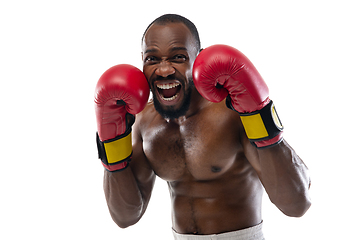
155, 81, 182, 102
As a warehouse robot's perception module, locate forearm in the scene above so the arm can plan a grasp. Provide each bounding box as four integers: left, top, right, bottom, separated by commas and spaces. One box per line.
103, 168, 145, 228
257, 140, 311, 217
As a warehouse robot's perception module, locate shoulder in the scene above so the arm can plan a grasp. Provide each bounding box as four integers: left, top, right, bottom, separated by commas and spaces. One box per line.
133, 100, 157, 136
202, 100, 242, 127
190, 100, 245, 146
137, 99, 157, 123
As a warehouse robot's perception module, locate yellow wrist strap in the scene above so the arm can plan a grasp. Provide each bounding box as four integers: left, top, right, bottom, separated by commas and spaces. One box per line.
240, 114, 269, 139
239, 100, 283, 141
96, 130, 133, 171
103, 133, 132, 164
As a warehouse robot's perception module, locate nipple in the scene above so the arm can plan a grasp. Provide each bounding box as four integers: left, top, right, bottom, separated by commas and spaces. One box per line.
211, 166, 222, 173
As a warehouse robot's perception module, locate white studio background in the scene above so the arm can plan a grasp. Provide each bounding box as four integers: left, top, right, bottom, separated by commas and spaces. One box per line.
1, 0, 359, 239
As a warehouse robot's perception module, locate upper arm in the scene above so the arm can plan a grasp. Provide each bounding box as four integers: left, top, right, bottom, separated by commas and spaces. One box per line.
239, 121, 263, 176
130, 111, 156, 212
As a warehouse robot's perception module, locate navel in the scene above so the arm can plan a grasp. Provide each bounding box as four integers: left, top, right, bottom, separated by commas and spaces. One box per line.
211, 166, 222, 173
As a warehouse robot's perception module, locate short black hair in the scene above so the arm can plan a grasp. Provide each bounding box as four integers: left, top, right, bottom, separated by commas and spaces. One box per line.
142, 14, 201, 52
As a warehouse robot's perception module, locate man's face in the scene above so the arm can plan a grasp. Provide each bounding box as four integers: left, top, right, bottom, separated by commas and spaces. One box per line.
142, 22, 198, 119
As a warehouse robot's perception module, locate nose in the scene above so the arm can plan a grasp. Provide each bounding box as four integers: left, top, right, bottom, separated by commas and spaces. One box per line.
155, 60, 175, 78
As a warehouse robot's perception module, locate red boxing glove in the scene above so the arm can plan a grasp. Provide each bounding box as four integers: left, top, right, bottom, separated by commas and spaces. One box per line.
95, 64, 149, 171
193, 45, 283, 148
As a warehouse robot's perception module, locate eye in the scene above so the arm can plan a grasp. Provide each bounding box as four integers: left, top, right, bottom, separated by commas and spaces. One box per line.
172, 54, 187, 62
144, 56, 158, 63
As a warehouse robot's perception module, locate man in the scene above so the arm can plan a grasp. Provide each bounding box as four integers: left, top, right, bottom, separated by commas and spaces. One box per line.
94, 14, 311, 240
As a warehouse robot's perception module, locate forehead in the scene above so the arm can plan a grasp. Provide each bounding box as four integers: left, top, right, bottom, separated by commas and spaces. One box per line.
142, 22, 196, 53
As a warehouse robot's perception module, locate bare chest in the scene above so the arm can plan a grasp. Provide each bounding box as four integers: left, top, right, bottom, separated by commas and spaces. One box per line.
142, 109, 243, 181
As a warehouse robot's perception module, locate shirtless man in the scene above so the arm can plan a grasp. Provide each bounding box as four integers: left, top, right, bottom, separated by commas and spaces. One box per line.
94, 14, 311, 239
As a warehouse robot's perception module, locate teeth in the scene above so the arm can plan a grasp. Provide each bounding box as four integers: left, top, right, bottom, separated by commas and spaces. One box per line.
156, 82, 180, 90
161, 93, 179, 101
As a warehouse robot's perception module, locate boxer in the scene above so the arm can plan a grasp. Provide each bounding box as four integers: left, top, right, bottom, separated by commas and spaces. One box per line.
95, 14, 311, 239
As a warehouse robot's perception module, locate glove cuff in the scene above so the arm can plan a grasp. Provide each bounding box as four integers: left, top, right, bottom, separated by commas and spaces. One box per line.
96, 128, 132, 172
227, 97, 284, 148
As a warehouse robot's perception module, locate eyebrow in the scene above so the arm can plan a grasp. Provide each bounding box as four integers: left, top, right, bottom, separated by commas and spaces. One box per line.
144, 49, 158, 54
170, 47, 188, 52
144, 46, 188, 54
